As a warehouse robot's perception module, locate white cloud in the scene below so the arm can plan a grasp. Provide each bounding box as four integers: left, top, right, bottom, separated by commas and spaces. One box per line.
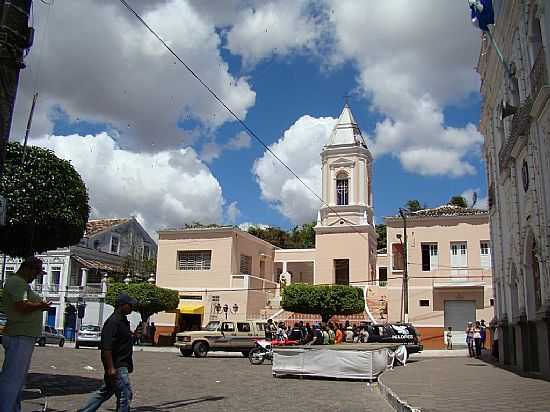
225, 0, 323, 67
461, 188, 488, 210
253, 115, 337, 224
227, 131, 251, 150
34, 133, 224, 236
225, 201, 241, 224
12, 0, 256, 151
327, 0, 483, 176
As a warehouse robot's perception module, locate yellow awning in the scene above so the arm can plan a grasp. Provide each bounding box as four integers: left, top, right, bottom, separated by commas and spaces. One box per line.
177, 303, 204, 315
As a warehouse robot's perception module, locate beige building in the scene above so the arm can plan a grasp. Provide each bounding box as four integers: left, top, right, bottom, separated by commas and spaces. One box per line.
372, 207, 493, 349
153, 104, 493, 350
477, 1, 550, 377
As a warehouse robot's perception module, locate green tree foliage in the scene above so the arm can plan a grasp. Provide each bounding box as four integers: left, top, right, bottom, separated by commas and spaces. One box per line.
405, 199, 423, 212
448, 196, 468, 208
375, 224, 387, 251
248, 222, 316, 249
106, 282, 179, 322
281, 283, 365, 323
0, 143, 90, 257
184, 222, 225, 229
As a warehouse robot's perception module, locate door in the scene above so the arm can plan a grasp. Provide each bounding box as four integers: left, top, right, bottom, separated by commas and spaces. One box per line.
450, 242, 467, 278
47, 307, 56, 328
218, 322, 236, 349
334, 259, 349, 285
233, 322, 255, 349
444, 300, 476, 347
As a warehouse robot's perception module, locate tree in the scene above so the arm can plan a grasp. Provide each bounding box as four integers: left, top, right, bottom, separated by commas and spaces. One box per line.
106, 282, 179, 322
248, 222, 316, 249
247, 226, 289, 248
405, 199, 423, 212
0, 142, 90, 257
281, 283, 365, 323
375, 224, 387, 251
448, 196, 468, 208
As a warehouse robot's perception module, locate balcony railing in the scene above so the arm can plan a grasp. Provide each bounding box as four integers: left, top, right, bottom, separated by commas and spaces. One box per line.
530, 47, 548, 99
432, 269, 492, 288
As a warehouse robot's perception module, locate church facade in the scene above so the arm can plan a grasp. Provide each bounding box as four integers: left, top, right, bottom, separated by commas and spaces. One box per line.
153, 104, 493, 349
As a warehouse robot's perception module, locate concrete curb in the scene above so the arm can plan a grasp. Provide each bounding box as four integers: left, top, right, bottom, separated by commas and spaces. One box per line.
378, 373, 421, 412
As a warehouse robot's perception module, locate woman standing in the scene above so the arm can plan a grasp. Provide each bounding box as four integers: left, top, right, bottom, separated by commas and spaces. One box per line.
466, 322, 475, 357
473, 321, 482, 358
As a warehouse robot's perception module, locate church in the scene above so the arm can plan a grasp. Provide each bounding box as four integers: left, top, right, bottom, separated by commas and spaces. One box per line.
154, 103, 493, 349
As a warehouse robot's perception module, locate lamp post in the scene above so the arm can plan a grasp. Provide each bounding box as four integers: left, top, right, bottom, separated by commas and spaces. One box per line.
398, 208, 409, 323
221, 303, 239, 320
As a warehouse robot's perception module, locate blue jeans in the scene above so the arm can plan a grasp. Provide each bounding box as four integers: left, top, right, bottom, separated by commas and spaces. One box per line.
0, 335, 36, 412
79, 367, 133, 412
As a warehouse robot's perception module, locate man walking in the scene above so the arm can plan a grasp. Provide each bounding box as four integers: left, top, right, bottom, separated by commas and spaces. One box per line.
79, 293, 137, 412
0, 257, 50, 412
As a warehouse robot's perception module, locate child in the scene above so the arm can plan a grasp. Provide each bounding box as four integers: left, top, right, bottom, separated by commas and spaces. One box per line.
446, 326, 453, 350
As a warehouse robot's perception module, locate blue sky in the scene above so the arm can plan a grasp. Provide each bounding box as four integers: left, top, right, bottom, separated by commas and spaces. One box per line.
13, 1, 486, 234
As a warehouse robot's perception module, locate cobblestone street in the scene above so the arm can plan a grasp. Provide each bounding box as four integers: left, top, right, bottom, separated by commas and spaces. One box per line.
4, 346, 392, 412
379, 356, 550, 412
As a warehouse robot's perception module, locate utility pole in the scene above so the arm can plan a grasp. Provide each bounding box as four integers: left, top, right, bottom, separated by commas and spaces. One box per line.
0, 0, 34, 177
399, 208, 409, 323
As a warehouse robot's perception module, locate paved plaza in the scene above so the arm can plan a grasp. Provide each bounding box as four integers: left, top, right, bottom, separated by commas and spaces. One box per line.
4, 346, 392, 412
379, 356, 550, 412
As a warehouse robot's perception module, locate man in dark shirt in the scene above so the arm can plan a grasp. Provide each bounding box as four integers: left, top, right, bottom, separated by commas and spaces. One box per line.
265, 319, 276, 341
79, 293, 137, 412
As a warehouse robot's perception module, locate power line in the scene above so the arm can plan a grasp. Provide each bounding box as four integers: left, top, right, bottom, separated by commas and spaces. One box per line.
117, 0, 374, 244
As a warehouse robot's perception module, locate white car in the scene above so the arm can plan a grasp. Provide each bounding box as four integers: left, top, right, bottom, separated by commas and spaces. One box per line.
75, 325, 101, 349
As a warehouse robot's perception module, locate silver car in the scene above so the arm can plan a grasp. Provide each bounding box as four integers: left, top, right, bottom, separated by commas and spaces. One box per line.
37, 326, 65, 347
75, 325, 101, 349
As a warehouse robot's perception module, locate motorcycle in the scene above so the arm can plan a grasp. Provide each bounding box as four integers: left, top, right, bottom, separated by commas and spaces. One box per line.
249, 339, 273, 365
249, 338, 299, 365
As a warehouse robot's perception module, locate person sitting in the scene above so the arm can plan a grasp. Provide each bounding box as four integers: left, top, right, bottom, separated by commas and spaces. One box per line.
276, 322, 288, 342
335, 324, 344, 344
327, 322, 336, 345
345, 325, 354, 343
308, 324, 324, 345
322, 325, 330, 345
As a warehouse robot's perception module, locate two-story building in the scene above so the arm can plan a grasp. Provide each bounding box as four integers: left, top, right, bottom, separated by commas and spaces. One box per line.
1, 217, 155, 335
373, 206, 493, 349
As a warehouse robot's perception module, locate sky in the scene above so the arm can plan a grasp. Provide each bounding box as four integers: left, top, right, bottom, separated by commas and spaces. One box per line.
11, 0, 487, 236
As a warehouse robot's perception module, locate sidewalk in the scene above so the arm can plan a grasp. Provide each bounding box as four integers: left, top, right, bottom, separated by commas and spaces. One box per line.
379, 355, 550, 411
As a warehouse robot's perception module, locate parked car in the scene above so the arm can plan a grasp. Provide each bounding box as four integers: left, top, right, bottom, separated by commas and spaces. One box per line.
175, 320, 267, 357
0, 312, 7, 343
75, 325, 101, 349
366, 323, 423, 354
37, 326, 65, 347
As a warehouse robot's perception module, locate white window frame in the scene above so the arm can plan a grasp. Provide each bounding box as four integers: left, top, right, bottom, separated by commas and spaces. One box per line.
378, 267, 388, 287
177, 250, 212, 271
110, 234, 120, 255
421, 243, 438, 272
480, 241, 491, 269
391, 242, 404, 272
50, 266, 62, 285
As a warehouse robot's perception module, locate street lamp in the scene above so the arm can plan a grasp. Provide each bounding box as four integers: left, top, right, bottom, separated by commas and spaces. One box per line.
221, 303, 239, 319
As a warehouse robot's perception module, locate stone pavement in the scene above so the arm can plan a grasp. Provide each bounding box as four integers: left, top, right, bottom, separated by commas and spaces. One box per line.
379, 355, 550, 411
1, 346, 393, 412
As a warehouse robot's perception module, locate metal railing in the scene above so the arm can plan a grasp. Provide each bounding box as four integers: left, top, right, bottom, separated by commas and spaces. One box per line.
530, 47, 548, 99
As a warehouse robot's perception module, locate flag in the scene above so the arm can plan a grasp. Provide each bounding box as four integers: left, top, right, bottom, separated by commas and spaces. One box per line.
469, 0, 494, 32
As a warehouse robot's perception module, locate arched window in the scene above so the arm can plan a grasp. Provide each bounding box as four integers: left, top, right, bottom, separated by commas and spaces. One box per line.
336, 172, 349, 205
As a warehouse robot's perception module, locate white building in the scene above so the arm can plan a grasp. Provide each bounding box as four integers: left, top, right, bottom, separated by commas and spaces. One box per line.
478, 0, 550, 377
1, 218, 155, 334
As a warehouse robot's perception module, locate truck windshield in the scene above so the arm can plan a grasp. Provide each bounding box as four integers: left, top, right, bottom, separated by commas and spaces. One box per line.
205, 321, 220, 331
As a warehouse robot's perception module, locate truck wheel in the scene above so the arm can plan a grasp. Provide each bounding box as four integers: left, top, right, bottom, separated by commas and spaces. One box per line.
38, 338, 46, 347
241, 350, 250, 358
193, 342, 208, 358
180, 348, 193, 357
75, 342, 80, 349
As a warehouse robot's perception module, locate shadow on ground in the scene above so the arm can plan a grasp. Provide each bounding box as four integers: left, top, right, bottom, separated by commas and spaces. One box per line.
108, 396, 225, 411
23, 372, 102, 399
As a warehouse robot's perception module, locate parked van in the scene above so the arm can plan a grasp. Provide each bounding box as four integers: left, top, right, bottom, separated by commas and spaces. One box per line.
175, 320, 266, 357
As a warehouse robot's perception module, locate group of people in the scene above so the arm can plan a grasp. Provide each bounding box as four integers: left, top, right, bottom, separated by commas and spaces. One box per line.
264, 319, 370, 345
445, 319, 488, 358
133, 321, 156, 346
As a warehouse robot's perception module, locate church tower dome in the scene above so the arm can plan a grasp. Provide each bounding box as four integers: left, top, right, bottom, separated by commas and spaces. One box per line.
318, 103, 374, 227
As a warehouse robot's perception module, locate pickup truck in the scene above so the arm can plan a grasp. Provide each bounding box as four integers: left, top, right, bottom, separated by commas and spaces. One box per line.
175, 320, 267, 357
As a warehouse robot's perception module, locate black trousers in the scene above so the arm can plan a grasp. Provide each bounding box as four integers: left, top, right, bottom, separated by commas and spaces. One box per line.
474, 338, 482, 357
